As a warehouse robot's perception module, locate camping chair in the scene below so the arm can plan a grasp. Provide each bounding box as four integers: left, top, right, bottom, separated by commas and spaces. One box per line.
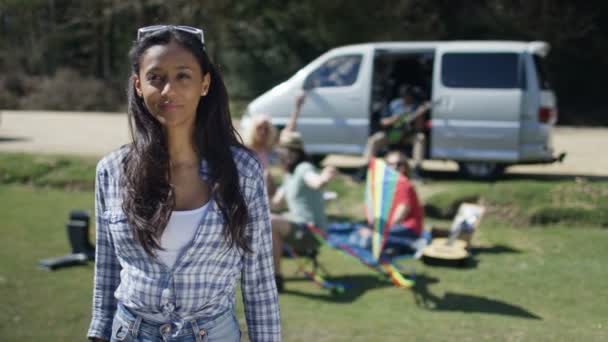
281, 191, 351, 293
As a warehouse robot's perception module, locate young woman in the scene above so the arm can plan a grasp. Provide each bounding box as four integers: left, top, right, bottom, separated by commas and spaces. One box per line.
87, 25, 280, 342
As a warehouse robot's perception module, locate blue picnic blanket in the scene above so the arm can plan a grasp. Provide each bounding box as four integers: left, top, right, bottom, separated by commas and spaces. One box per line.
324, 222, 431, 265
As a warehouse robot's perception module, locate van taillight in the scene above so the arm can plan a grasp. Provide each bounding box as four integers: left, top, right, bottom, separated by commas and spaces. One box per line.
538, 107, 557, 124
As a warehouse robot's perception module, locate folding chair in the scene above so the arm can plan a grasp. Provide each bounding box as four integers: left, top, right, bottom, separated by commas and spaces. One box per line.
282, 222, 350, 293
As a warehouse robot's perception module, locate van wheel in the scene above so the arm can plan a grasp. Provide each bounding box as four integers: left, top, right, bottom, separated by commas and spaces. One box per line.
458, 162, 505, 180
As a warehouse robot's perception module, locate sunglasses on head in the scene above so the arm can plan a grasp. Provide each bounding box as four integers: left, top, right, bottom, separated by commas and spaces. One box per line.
137, 25, 205, 46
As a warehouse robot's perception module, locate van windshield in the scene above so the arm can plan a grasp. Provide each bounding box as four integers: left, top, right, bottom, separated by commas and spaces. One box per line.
441, 52, 521, 89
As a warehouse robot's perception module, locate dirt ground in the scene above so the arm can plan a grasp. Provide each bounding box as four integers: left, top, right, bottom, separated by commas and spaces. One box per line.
1, 110, 607, 178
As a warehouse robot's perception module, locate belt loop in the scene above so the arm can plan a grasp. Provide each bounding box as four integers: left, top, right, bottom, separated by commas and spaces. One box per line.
131, 315, 142, 338
191, 319, 206, 342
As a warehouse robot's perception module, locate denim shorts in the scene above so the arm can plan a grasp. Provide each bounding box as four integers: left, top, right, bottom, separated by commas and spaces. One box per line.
110, 304, 241, 342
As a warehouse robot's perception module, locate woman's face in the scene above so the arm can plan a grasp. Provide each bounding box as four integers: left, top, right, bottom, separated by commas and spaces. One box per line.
255, 122, 270, 143
134, 40, 210, 129
386, 153, 409, 176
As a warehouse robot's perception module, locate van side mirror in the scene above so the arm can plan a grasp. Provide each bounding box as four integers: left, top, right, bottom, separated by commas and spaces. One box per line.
303, 76, 315, 90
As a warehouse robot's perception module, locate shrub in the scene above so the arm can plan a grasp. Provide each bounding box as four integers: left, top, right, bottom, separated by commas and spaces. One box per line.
18, 68, 122, 111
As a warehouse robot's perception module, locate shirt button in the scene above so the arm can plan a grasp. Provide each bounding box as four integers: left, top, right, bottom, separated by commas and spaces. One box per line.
161, 288, 172, 298
163, 302, 175, 312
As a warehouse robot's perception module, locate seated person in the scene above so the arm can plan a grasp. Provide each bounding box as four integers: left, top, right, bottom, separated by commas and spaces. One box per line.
364, 85, 430, 178
356, 150, 424, 256
270, 131, 337, 292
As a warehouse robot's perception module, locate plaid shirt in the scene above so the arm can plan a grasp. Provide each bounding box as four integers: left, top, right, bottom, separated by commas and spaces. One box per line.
87, 146, 280, 341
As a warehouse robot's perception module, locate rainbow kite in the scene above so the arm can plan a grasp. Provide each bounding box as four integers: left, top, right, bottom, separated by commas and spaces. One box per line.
366, 157, 402, 260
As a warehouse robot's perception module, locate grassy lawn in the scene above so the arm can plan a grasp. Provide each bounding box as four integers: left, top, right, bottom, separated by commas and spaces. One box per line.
0, 153, 607, 341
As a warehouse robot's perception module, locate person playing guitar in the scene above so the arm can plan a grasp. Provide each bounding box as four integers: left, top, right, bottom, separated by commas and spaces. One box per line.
364, 84, 431, 179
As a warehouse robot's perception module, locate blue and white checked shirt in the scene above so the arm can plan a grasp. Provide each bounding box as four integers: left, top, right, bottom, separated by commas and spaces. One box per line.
87, 146, 281, 341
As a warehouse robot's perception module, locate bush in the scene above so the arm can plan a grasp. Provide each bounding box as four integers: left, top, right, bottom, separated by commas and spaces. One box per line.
530, 206, 608, 227
18, 68, 122, 111
0, 153, 96, 190
0, 74, 25, 109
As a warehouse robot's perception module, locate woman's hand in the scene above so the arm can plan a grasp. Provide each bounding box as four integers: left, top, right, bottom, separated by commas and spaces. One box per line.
320, 166, 337, 184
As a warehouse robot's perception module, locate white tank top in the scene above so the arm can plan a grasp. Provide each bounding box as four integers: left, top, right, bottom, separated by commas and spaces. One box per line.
133, 201, 210, 323
156, 202, 209, 268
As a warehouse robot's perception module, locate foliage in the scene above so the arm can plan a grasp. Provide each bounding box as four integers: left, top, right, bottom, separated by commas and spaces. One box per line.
0, 1, 607, 123
17, 68, 123, 111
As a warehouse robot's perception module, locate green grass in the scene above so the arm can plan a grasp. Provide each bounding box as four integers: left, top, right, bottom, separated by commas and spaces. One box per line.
1, 153, 608, 340
0, 184, 606, 341
0, 152, 97, 190
422, 179, 608, 227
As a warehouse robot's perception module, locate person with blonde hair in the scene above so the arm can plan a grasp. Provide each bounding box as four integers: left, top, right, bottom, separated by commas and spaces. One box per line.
244, 93, 307, 196
242, 114, 277, 170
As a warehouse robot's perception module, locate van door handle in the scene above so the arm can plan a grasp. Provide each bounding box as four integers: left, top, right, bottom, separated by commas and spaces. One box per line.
434, 97, 453, 111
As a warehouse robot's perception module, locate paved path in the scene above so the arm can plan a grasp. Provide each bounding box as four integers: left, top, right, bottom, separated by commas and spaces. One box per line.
1, 110, 607, 178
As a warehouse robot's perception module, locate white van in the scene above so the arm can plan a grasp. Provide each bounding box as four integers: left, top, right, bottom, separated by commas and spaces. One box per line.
241, 41, 564, 178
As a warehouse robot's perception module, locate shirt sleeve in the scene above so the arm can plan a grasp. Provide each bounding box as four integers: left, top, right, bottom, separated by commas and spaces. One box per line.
385, 99, 401, 117
241, 166, 281, 341
87, 162, 122, 340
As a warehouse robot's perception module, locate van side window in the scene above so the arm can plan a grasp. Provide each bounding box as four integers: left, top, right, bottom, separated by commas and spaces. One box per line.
533, 55, 551, 90
441, 53, 521, 89
305, 55, 362, 88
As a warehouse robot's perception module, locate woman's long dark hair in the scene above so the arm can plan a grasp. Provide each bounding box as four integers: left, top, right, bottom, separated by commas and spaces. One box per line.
123, 27, 250, 256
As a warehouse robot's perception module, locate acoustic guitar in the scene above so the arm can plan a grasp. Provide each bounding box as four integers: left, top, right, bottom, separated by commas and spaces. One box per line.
421, 237, 470, 266
385, 101, 432, 142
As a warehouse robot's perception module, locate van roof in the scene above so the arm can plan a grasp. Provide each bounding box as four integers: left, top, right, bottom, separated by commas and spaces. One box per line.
330, 41, 550, 56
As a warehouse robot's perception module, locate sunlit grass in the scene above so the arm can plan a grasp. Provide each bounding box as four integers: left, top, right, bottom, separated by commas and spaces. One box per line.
1, 153, 607, 340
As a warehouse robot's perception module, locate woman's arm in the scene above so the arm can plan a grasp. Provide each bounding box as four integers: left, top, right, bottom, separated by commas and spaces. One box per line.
390, 203, 411, 226
241, 165, 281, 341
283, 93, 306, 133
303, 166, 337, 190
87, 163, 122, 341
270, 186, 285, 212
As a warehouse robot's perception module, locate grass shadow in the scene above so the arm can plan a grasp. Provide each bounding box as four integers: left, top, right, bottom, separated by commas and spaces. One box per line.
412, 274, 541, 320
471, 244, 521, 255
421, 256, 480, 269
282, 274, 394, 303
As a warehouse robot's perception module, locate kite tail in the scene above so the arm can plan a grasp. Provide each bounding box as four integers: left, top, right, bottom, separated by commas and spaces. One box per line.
380, 261, 414, 288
